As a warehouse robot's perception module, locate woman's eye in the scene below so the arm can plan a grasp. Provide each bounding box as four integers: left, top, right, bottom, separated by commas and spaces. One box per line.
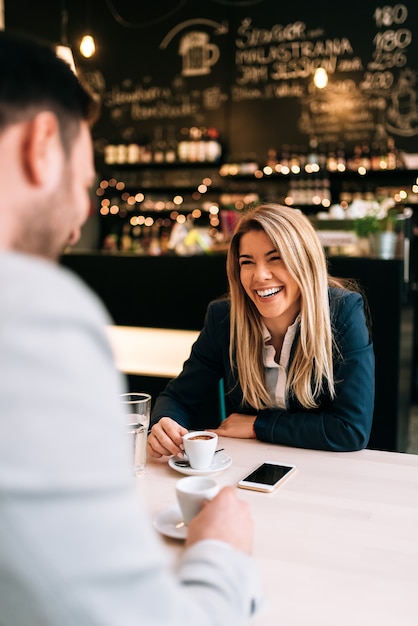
239, 260, 253, 267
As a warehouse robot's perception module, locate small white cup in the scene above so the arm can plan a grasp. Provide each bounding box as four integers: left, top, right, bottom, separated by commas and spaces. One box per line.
182, 430, 218, 470
176, 476, 220, 524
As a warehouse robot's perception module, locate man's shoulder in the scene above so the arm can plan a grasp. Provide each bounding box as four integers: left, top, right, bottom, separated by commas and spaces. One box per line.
0, 251, 112, 325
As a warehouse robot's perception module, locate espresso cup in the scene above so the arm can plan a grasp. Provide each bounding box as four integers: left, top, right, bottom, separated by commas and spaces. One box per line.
182, 430, 218, 470
176, 476, 220, 524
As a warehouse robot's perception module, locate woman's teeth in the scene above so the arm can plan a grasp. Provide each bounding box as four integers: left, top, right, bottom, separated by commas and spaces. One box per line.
256, 287, 282, 298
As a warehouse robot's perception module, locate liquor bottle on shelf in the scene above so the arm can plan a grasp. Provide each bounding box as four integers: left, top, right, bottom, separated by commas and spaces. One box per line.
104, 143, 117, 165
370, 142, 380, 171
377, 142, 389, 170
336, 143, 346, 172
266, 148, 278, 168
360, 143, 371, 171
279, 145, 290, 174
347, 144, 362, 172
177, 126, 222, 163
302, 177, 314, 204
317, 143, 327, 170
177, 127, 190, 163
298, 146, 307, 172
289, 145, 301, 174
141, 140, 152, 164
126, 143, 141, 164
206, 127, 222, 163
305, 139, 320, 173
386, 136, 405, 170
165, 126, 178, 163
285, 179, 296, 205
326, 144, 338, 172
190, 126, 205, 162
152, 126, 166, 163
115, 144, 128, 164
321, 178, 331, 206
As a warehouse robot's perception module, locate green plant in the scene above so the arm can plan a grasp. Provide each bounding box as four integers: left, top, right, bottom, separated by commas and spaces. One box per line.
353, 206, 398, 237
353, 215, 380, 237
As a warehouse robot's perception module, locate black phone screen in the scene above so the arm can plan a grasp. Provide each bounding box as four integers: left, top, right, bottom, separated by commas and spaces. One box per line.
243, 463, 293, 485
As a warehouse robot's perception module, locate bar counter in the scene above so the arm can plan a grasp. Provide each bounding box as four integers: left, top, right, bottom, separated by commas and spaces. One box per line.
62, 252, 413, 452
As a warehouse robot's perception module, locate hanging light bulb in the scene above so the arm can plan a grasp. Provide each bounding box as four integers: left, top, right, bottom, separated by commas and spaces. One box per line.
56, 44, 77, 73
313, 67, 328, 89
56, 3, 76, 74
80, 34, 96, 58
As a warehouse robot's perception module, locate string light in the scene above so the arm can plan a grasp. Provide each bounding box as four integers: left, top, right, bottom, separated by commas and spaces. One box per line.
55, 45, 76, 72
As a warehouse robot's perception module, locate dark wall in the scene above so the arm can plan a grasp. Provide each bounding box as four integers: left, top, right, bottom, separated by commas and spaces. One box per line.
61, 252, 229, 329
5, 1, 418, 162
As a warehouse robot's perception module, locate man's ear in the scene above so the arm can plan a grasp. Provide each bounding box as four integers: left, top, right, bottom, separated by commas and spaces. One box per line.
23, 111, 64, 188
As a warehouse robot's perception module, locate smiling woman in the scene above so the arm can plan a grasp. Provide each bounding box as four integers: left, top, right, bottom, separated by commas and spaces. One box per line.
238, 230, 301, 342
148, 203, 375, 457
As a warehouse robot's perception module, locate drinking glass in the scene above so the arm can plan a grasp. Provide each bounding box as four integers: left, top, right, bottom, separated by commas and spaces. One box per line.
120, 392, 151, 476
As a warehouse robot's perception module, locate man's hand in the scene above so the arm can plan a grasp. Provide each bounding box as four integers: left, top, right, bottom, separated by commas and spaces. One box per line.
186, 486, 254, 555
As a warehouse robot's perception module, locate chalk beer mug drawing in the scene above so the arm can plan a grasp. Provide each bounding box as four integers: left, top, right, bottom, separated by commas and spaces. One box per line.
179, 31, 220, 77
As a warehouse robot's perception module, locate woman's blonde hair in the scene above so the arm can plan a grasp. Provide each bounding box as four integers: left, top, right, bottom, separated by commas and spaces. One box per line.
226, 203, 345, 410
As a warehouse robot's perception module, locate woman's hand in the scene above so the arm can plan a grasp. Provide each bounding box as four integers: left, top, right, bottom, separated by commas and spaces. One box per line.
210, 413, 257, 439
147, 417, 188, 458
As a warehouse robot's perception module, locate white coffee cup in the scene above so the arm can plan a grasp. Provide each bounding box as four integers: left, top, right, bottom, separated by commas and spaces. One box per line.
182, 430, 218, 470
176, 476, 220, 524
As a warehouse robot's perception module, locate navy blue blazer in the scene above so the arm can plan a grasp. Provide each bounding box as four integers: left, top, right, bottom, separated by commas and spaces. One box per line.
151, 288, 375, 451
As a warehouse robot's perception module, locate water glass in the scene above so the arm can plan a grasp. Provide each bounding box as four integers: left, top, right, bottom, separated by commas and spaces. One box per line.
121, 392, 151, 476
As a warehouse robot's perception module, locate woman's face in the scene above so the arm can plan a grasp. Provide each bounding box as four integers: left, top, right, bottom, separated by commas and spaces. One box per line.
238, 230, 301, 326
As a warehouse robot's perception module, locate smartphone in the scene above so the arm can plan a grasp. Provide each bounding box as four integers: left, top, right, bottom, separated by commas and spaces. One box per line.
237, 461, 296, 493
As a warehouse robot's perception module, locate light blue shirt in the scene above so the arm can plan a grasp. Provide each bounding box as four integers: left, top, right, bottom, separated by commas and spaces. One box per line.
0, 251, 261, 626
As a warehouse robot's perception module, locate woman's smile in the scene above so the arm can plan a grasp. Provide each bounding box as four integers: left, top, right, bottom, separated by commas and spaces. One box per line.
256, 286, 283, 298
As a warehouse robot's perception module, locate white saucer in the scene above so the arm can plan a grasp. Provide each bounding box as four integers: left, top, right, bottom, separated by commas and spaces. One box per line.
168, 452, 232, 476
153, 504, 187, 540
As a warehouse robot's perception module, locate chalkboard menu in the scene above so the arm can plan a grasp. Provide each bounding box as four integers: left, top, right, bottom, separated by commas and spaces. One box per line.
7, 0, 418, 163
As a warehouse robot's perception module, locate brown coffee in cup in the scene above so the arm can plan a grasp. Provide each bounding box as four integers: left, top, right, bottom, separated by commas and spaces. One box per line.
189, 435, 213, 440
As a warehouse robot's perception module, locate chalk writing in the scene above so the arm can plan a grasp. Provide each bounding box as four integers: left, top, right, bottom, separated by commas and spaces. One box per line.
235, 18, 306, 47
374, 4, 408, 27
95, 2, 418, 158
230, 4, 418, 149
105, 86, 172, 107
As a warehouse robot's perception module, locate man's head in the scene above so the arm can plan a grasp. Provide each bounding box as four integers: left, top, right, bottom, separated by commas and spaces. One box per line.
0, 30, 98, 153
0, 30, 99, 260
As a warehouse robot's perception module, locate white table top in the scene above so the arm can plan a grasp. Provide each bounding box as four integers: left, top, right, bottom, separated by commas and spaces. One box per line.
106, 325, 199, 378
139, 437, 418, 626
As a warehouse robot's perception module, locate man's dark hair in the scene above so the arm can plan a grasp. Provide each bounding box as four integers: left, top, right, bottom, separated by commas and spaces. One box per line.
0, 29, 99, 152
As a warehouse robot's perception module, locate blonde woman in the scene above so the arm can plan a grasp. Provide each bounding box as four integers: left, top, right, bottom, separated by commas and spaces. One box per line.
148, 204, 374, 456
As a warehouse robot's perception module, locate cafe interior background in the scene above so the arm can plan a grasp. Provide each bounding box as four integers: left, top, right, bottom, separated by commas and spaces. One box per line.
4, 0, 418, 453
